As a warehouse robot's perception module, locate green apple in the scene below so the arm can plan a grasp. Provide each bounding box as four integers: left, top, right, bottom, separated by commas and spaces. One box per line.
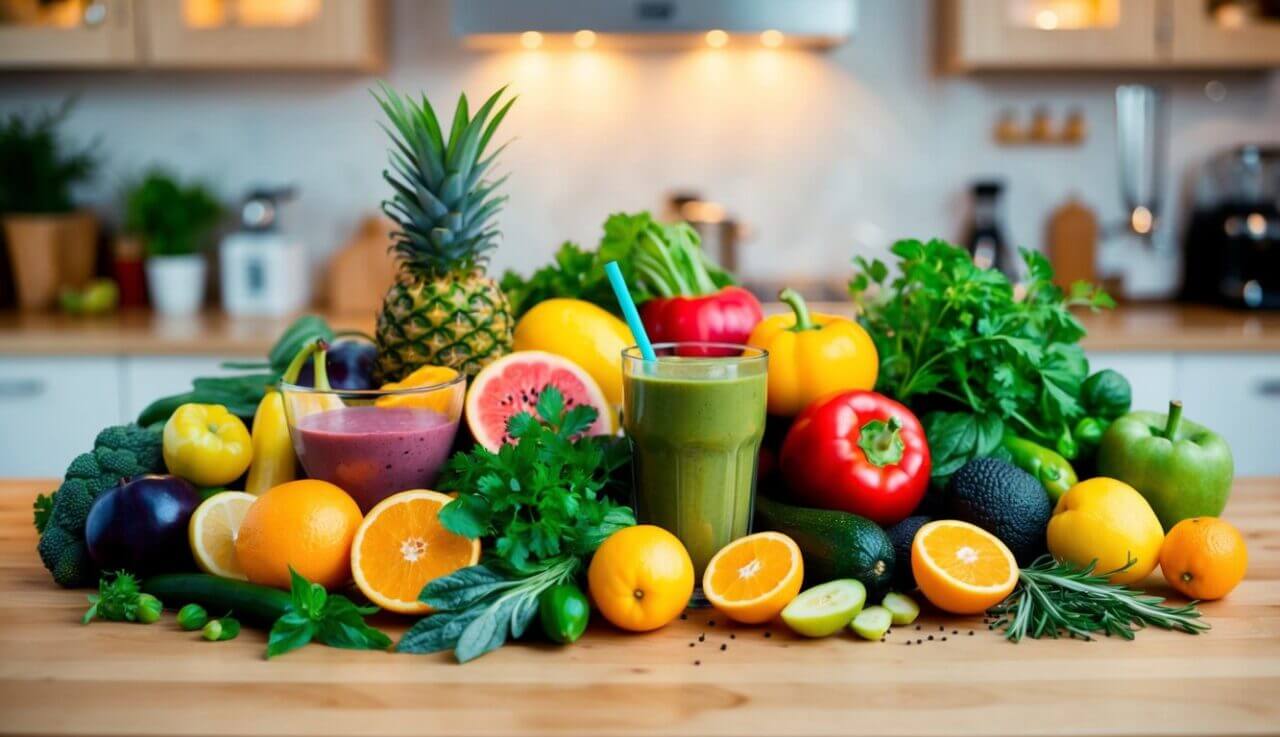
850, 606, 892, 641
780, 579, 865, 638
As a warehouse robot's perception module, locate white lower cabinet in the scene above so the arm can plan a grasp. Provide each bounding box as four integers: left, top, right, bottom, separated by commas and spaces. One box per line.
122, 356, 247, 422
1087, 352, 1177, 416
0, 357, 124, 478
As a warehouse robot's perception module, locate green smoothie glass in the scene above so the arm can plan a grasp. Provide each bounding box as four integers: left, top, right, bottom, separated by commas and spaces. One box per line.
622, 342, 768, 605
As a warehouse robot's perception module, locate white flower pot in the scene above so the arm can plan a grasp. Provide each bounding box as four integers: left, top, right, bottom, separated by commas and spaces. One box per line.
146, 255, 207, 316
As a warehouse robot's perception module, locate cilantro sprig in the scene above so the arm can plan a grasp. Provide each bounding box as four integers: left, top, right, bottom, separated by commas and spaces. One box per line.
400, 387, 634, 662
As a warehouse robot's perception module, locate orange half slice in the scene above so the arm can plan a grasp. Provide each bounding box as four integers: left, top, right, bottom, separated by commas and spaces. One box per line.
703, 531, 804, 624
911, 520, 1018, 614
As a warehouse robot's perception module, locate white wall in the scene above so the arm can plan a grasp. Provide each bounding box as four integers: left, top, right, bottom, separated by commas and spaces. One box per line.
1, 0, 1277, 284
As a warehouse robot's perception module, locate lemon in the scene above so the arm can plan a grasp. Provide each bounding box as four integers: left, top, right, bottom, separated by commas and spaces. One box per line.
188, 492, 257, 580
1047, 477, 1165, 584
514, 299, 633, 408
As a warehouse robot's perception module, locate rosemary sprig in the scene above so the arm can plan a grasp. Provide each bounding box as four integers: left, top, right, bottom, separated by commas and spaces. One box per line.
988, 555, 1210, 642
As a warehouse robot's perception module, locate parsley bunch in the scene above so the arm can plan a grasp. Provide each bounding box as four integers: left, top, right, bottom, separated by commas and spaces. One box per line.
439, 386, 633, 574
400, 387, 634, 662
850, 239, 1113, 474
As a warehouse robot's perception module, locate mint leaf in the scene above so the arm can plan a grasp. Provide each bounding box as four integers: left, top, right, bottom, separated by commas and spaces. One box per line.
267, 612, 314, 658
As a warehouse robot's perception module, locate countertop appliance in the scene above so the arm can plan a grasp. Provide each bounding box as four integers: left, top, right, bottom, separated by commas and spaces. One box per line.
218, 186, 309, 317
452, 0, 855, 49
1181, 145, 1280, 310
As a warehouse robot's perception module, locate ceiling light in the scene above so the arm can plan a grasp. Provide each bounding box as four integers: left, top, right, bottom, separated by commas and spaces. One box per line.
520, 31, 543, 49
760, 29, 784, 48
573, 29, 596, 49
705, 29, 729, 48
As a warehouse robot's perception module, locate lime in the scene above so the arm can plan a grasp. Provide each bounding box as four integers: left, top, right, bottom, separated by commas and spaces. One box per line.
780, 579, 865, 638
851, 606, 892, 640
881, 592, 920, 625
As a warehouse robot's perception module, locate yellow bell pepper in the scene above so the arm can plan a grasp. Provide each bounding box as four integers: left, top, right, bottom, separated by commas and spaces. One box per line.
163, 403, 254, 487
244, 389, 295, 495
747, 288, 880, 417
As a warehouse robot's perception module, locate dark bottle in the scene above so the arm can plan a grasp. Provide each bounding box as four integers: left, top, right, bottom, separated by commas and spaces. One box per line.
965, 180, 1015, 279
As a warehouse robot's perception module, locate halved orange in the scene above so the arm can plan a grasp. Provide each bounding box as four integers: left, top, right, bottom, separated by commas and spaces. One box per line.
702, 531, 804, 624
911, 520, 1019, 614
350, 489, 480, 614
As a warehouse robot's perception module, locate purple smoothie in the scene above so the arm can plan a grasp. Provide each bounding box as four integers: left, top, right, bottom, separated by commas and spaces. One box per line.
293, 405, 459, 512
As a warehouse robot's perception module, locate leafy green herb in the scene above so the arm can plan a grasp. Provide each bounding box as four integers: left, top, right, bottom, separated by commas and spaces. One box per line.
850, 239, 1113, 474
920, 410, 1007, 487
83, 571, 161, 624
123, 169, 223, 258
500, 211, 735, 318
988, 556, 1209, 642
439, 386, 633, 573
32, 492, 53, 534
265, 568, 392, 659
402, 388, 635, 662
0, 97, 97, 214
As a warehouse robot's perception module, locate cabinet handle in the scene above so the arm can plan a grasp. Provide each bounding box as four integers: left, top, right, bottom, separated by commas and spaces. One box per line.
1258, 380, 1280, 397
0, 379, 45, 399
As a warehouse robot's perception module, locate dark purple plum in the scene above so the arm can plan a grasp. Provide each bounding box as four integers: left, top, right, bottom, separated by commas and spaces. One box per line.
296, 339, 377, 390
85, 475, 200, 575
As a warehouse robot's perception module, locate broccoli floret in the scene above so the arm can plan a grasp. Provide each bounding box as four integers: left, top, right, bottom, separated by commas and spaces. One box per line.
38, 424, 166, 587
33, 492, 54, 534
51, 478, 93, 531
64, 452, 102, 480
37, 524, 92, 588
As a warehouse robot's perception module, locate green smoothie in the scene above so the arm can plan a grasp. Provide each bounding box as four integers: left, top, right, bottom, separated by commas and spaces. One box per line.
622, 347, 768, 588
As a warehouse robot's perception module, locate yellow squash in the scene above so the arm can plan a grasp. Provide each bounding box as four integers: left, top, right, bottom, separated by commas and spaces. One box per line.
513, 298, 634, 407
748, 288, 879, 416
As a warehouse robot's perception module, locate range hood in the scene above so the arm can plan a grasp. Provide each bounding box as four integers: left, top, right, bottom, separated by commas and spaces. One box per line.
452, 0, 856, 50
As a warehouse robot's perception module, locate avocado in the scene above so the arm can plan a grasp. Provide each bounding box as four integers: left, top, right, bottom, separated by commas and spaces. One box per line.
945, 458, 1051, 564
886, 515, 932, 591
755, 494, 894, 598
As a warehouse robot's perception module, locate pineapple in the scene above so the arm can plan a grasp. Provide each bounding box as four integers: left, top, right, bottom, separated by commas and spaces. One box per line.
372, 83, 516, 380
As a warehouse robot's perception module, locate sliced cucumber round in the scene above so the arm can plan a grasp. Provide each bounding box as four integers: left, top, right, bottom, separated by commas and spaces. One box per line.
780, 579, 866, 638
851, 606, 892, 641
881, 592, 920, 626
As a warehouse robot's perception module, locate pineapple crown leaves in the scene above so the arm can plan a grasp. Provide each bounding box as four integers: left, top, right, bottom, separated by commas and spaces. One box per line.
373, 82, 516, 279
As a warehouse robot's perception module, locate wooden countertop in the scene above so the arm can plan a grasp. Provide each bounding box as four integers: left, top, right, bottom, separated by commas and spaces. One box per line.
1, 303, 1278, 357
1, 478, 1277, 737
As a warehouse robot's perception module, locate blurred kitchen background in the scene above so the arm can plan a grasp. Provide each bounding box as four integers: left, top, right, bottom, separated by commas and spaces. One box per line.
1, 0, 1279, 476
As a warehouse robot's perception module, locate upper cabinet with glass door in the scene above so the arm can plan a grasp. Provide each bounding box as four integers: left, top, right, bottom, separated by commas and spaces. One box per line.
0, 0, 139, 68
142, 0, 385, 70
0, 0, 384, 70
940, 0, 1280, 71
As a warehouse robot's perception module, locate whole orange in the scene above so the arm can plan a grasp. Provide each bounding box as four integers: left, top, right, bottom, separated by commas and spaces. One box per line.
235, 479, 363, 590
1159, 517, 1248, 601
587, 525, 693, 632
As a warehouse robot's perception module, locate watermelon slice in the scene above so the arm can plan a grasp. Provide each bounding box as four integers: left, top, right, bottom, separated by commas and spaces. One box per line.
465, 351, 614, 451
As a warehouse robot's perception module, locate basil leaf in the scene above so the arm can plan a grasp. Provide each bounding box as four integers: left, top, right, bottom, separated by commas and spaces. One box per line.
217, 617, 241, 641
419, 564, 517, 610
398, 607, 485, 654
455, 594, 521, 663
267, 613, 315, 658
317, 617, 392, 652
923, 411, 1005, 483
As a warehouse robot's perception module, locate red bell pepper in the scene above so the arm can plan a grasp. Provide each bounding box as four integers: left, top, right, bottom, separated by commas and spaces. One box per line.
779, 390, 931, 526
641, 285, 764, 347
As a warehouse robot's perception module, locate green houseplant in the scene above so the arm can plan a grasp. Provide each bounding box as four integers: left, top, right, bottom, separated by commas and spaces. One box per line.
0, 100, 99, 311
123, 169, 222, 316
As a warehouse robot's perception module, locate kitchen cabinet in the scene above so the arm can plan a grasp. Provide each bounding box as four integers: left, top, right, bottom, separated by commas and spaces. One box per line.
1086, 351, 1176, 415
122, 356, 246, 421
0, 0, 139, 68
939, 0, 1280, 71
0, 0, 383, 70
141, 0, 385, 71
0, 357, 124, 477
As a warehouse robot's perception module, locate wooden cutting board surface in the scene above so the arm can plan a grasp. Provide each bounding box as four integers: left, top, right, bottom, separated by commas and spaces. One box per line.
1, 478, 1278, 737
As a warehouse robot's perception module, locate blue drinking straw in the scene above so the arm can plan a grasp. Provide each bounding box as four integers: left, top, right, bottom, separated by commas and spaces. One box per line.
604, 261, 656, 361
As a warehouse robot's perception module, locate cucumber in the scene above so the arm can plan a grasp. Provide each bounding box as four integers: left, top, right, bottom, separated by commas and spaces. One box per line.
755, 495, 895, 597
143, 574, 291, 627
881, 592, 920, 625
850, 606, 892, 641
781, 580, 866, 638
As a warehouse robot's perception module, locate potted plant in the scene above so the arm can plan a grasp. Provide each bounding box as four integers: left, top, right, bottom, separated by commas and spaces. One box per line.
0, 101, 99, 311
124, 170, 222, 316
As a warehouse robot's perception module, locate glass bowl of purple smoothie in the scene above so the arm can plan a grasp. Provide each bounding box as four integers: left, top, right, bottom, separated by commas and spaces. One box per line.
279, 371, 466, 513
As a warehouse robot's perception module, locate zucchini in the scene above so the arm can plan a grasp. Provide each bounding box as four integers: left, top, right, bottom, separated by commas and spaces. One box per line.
755, 494, 895, 598
143, 574, 291, 627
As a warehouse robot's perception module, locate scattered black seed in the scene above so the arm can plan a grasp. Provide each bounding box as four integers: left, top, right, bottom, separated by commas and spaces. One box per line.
952, 630, 958, 635
764, 631, 772, 638
698, 634, 705, 642
694, 660, 701, 666
939, 626, 945, 631
941, 637, 948, 641
720, 644, 727, 651
905, 641, 911, 646
729, 634, 735, 640
680, 613, 688, 620
927, 635, 933, 641
916, 639, 922, 644
879, 637, 885, 642
689, 643, 695, 647
708, 620, 716, 627
915, 625, 921, 630
968, 631, 974, 636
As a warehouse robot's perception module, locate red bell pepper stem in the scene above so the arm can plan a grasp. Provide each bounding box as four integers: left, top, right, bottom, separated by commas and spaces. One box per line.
779, 288, 818, 332
857, 416, 905, 467
1163, 400, 1183, 440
